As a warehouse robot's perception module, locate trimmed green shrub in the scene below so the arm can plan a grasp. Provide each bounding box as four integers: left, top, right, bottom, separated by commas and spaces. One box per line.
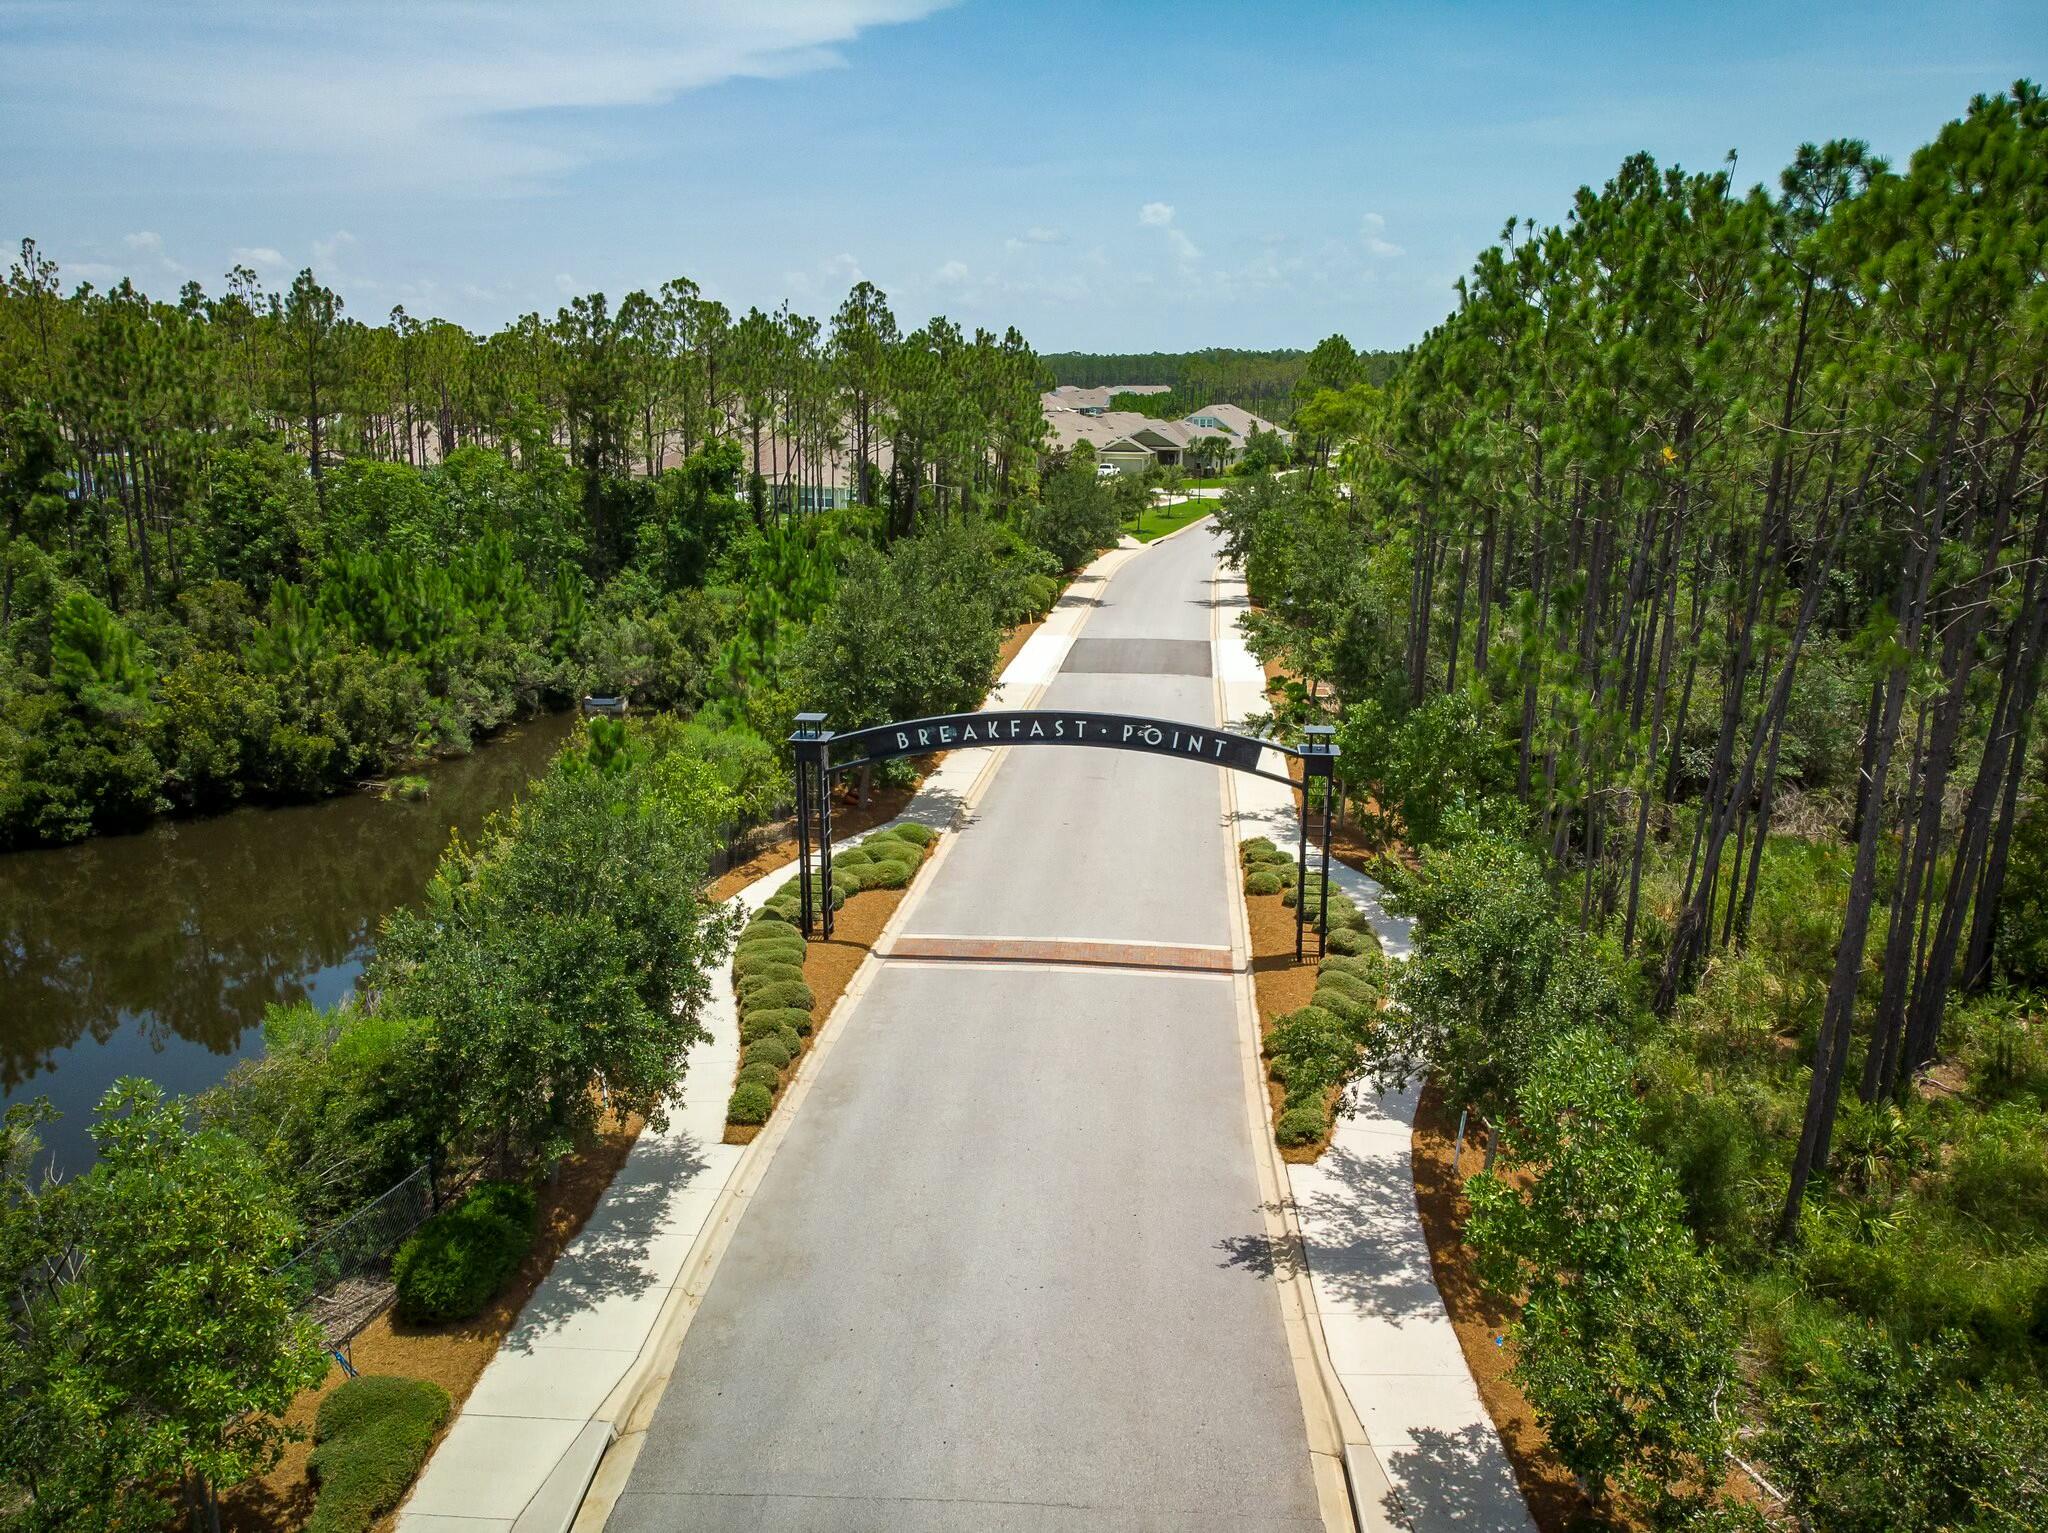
862, 857, 916, 890
745, 979, 815, 1014
1266, 1006, 1354, 1101
728, 1081, 774, 1125
735, 950, 806, 983
1240, 837, 1278, 863
833, 844, 875, 867
753, 903, 795, 924
392, 1181, 537, 1325
735, 1061, 782, 1091
776, 1024, 803, 1057
1312, 985, 1365, 1024
1245, 869, 1286, 896
744, 1037, 792, 1071
881, 822, 935, 848
1276, 1104, 1331, 1147
1325, 927, 1369, 957
738, 962, 808, 998
737, 927, 806, 957
1315, 969, 1381, 1009
746, 1005, 814, 1038
306, 1374, 451, 1533
739, 1012, 790, 1043
1319, 951, 1385, 981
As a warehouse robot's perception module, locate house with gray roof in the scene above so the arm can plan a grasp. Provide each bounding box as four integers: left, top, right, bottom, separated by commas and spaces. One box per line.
1041, 389, 1288, 476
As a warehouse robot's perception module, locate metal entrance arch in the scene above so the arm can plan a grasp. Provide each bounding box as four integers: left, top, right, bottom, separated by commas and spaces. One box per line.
787, 709, 1340, 958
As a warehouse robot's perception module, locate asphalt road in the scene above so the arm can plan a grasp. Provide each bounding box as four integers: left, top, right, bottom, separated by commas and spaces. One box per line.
608, 524, 1323, 1532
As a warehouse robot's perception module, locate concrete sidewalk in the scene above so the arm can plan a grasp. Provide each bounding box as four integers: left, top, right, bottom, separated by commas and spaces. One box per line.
1213, 561, 1536, 1533
394, 550, 1134, 1533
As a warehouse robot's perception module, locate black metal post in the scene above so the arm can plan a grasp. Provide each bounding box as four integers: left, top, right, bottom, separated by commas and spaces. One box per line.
1319, 775, 1334, 958
1301, 725, 1338, 962
794, 753, 812, 938
819, 760, 835, 941
790, 714, 830, 939
1294, 775, 1309, 962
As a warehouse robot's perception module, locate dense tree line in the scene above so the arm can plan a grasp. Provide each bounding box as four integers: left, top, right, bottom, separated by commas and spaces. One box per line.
1224, 83, 2048, 1528
0, 252, 1058, 847
0, 485, 1071, 1526
1042, 344, 1403, 420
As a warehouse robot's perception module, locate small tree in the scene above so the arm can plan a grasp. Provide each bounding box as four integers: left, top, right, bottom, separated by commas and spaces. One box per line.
3, 1083, 329, 1533
375, 750, 726, 1178
1027, 444, 1119, 570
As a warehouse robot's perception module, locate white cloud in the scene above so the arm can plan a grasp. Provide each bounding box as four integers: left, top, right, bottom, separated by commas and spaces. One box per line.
312, 230, 357, 272
1360, 212, 1403, 258
232, 246, 284, 269
555, 272, 578, 295
123, 230, 162, 252
4, 2, 955, 194
1138, 201, 1175, 227
1166, 227, 1201, 264
935, 258, 969, 285
1017, 225, 1063, 245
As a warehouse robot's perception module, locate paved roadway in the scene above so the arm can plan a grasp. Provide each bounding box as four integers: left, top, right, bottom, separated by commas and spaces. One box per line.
608, 524, 1324, 1532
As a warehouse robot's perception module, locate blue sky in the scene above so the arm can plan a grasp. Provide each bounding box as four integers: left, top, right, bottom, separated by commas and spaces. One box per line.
2, 1, 2041, 353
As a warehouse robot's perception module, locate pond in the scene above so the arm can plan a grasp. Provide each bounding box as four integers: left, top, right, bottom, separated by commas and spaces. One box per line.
0, 712, 580, 1177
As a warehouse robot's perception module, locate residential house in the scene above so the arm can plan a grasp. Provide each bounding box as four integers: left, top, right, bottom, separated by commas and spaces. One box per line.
1040, 388, 1289, 477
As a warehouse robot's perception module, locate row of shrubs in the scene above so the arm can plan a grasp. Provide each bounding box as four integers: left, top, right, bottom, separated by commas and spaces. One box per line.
725, 821, 939, 1129
1242, 838, 1390, 1148
1241, 836, 1377, 958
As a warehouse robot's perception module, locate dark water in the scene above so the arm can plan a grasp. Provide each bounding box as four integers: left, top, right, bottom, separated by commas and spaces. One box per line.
0, 713, 578, 1176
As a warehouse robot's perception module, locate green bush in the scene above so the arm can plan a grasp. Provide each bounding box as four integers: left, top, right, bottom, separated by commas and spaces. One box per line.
744, 1037, 792, 1071
753, 902, 795, 925
391, 1181, 537, 1326
1266, 1006, 1354, 1101
728, 1081, 774, 1125
746, 980, 814, 1014
879, 822, 935, 848
738, 926, 805, 958
735, 1061, 782, 1091
739, 1012, 791, 1043
306, 1374, 451, 1533
745, 1005, 814, 1038
1241, 837, 1279, 863
1245, 869, 1286, 896
1276, 1104, 1331, 1147
738, 962, 808, 998
1312, 985, 1365, 1024
734, 950, 805, 983
776, 1024, 803, 1057
862, 857, 916, 890
1325, 927, 1369, 957
1314, 968, 1381, 1009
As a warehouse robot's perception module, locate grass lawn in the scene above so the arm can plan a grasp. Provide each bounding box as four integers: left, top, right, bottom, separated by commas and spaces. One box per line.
1177, 475, 1236, 489
1129, 498, 1214, 543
